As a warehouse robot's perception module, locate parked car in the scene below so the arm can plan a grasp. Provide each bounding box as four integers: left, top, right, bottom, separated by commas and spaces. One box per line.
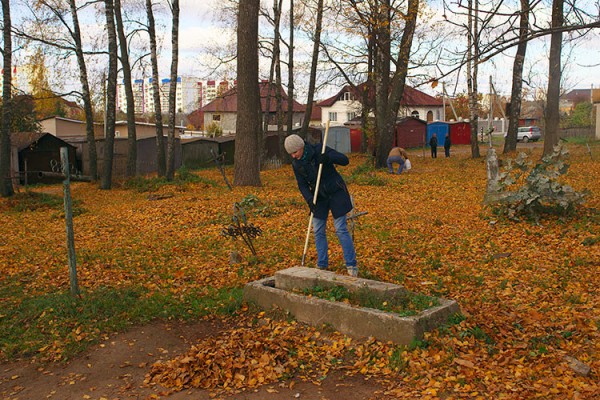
505, 126, 542, 143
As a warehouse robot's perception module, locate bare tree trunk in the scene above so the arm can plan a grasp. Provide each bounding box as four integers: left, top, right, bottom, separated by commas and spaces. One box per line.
544, 0, 563, 156
286, 0, 294, 137
146, 0, 165, 176
374, 0, 419, 167
504, 0, 529, 154
361, 29, 375, 155
1, 0, 14, 197
300, 0, 323, 139
467, 0, 480, 158
234, 0, 261, 186
114, 0, 137, 177
101, 0, 118, 190
166, 0, 180, 181
373, 1, 391, 168
68, 0, 98, 181
274, 4, 284, 160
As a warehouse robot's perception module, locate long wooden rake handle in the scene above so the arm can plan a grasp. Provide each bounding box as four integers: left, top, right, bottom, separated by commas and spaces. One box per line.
301, 120, 330, 266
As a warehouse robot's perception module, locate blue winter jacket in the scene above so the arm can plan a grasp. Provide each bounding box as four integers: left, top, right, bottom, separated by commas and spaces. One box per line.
291, 142, 353, 220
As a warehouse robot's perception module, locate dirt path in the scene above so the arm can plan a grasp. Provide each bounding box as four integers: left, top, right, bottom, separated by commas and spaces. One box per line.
0, 320, 393, 400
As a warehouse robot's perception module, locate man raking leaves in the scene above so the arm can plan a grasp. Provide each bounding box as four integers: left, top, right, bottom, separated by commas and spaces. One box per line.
284, 131, 358, 277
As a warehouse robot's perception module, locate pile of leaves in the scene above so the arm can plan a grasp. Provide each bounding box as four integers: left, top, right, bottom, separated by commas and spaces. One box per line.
145, 313, 354, 392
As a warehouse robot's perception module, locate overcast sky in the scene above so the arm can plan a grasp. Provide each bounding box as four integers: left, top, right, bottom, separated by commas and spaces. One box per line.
9, 0, 600, 102
174, 0, 600, 100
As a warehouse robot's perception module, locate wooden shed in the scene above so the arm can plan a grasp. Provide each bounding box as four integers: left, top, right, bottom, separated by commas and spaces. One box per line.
181, 136, 235, 168
323, 126, 351, 154
448, 121, 471, 145
426, 122, 450, 147
69, 136, 182, 178
11, 132, 77, 185
395, 117, 427, 148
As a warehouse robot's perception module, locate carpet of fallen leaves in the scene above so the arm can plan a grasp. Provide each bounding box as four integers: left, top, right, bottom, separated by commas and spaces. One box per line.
1, 143, 599, 399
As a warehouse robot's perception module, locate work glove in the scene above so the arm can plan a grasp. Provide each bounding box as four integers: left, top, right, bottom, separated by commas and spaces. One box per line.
317, 153, 330, 165
308, 201, 316, 215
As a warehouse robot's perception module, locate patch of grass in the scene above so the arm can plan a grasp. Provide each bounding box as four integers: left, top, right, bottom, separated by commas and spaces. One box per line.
4, 191, 86, 217
388, 346, 407, 371
0, 283, 242, 362
460, 325, 494, 345
300, 285, 439, 317
563, 137, 597, 145
124, 167, 217, 192
344, 161, 387, 186
6, 191, 62, 211
582, 236, 600, 246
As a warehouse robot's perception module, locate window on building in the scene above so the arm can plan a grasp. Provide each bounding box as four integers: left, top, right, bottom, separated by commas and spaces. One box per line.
411, 111, 420, 119
426, 111, 433, 122
347, 112, 356, 121
213, 114, 221, 121
342, 92, 353, 101
329, 112, 338, 122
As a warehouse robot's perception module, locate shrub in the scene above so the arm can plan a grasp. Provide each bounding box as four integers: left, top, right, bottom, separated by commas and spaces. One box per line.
205, 121, 223, 137
490, 144, 588, 222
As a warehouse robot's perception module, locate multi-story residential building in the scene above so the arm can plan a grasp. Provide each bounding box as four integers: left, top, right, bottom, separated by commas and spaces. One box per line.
116, 77, 235, 115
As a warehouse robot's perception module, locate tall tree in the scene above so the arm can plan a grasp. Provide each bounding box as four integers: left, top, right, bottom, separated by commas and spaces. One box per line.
146, 0, 165, 176
114, 0, 137, 177
300, 0, 324, 138
166, 0, 179, 181
466, 0, 480, 158
101, 0, 118, 190
1, 0, 14, 196
67, 0, 98, 180
543, 0, 563, 156
372, 0, 420, 168
286, 0, 294, 137
234, 0, 261, 186
28, 48, 64, 119
503, 0, 529, 154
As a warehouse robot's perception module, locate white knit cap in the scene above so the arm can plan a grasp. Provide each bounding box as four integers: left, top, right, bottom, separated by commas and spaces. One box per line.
284, 134, 304, 154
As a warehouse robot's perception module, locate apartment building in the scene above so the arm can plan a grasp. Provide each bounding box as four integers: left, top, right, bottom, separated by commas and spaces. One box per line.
116, 77, 235, 115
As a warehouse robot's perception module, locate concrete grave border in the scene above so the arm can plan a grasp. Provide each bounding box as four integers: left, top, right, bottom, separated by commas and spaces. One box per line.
244, 267, 460, 345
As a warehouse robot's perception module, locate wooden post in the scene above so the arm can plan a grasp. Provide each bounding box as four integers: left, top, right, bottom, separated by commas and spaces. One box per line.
61, 147, 80, 296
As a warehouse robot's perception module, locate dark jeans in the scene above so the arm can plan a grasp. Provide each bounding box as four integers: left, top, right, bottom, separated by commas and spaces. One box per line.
431, 147, 437, 158
445, 147, 450, 157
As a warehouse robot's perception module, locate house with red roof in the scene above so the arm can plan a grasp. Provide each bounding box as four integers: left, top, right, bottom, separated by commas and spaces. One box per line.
316, 83, 445, 127
201, 82, 306, 134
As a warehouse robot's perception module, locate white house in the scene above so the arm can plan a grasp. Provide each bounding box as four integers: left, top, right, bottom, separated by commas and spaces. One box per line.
316, 83, 445, 126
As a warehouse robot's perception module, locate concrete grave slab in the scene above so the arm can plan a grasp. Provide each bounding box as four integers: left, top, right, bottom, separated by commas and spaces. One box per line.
244, 267, 460, 345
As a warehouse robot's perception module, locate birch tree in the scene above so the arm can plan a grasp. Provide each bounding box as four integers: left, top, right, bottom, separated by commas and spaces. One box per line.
146, 0, 165, 177
114, 0, 137, 177
165, 0, 179, 180
100, 0, 118, 190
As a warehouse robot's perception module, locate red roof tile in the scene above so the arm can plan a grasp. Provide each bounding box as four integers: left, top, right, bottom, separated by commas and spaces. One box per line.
317, 83, 442, 108
202, 82, 305, 113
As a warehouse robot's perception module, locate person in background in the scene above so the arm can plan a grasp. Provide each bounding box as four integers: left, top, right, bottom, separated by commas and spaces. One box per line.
284, 134, 358, 277
444, 133, 451, 157
386, 146, 409, 174
429, 133, 438, 158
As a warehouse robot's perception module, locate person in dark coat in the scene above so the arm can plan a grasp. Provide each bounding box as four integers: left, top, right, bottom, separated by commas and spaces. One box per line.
284, 134, 358, 277
444, 133, 451, 157
429, 133, 438, 158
